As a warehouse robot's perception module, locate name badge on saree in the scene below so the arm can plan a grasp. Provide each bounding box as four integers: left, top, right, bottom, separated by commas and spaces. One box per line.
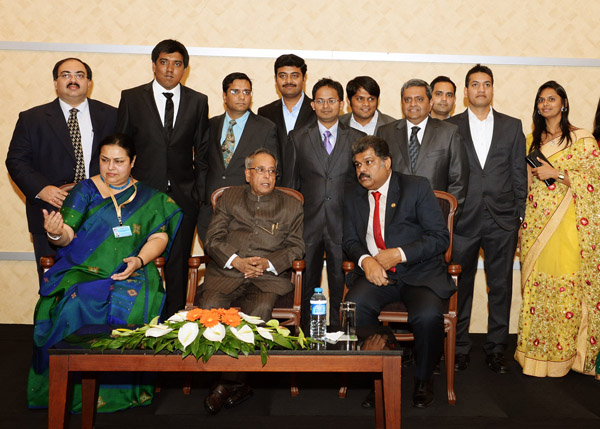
113, 225, 132, 238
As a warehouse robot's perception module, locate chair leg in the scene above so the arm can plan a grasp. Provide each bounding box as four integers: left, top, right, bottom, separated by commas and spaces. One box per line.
290, 372, 298, 397
183, 374, 192, 395
338, 373, 348, 398
445, 319, 457, 405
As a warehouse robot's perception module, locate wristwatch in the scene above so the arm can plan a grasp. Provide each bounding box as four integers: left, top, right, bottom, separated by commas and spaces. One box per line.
558, 173, 565, 182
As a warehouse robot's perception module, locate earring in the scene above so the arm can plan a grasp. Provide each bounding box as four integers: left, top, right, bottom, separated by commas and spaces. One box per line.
561, 107, 566, 112
537, 110, 541, 115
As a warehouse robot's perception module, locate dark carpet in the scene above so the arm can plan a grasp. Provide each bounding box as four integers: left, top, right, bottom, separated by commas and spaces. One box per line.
1, 324, 598, 428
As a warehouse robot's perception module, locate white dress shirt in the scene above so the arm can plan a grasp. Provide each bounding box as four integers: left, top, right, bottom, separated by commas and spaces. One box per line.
317, 120, 339, 150
358, 173, 406, 269
282, 92, 305, 134
405, 116, 429, 144
152, 80, 181, 127
467, 107, 494, 167
58, 98, 93, 178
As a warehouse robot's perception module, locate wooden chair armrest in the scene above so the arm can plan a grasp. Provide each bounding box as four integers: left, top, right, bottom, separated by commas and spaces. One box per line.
448, 263, 461, 276
185, 255, 212, 310
342, 261, 355, 273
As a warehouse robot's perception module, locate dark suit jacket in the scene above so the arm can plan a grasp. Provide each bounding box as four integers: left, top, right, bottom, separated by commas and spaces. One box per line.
339, 110, 396, 134
6, 98, 117, 233
257, 95, 316, 180
286, 121, 365, 243
202, 111, 279, 202
376, 117, 469, 219
116, 81, 209, 214
203, 185, 304, 295
447, 110, 527, 236
343, 172, 455, 298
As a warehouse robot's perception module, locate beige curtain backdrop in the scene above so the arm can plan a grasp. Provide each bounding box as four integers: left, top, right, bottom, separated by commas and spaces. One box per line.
1, 0, 599, 325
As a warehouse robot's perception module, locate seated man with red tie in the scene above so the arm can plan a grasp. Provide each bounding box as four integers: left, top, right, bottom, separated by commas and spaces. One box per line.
343, 135, 455, 408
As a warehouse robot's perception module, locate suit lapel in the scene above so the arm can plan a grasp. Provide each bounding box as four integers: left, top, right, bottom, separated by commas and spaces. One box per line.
384, 174, 400, 238
226, 112, 255, 171
308, 124, 329, 172
356, 185, 370, 243
46, 99, 76, 161
485, 111, 503, 170
395, 120, 411, 172
142, 82, 168, 141
89, 99, 106, 156
457, 111, 482, 170
297, 95, 314, 128
415, 119, 436, 170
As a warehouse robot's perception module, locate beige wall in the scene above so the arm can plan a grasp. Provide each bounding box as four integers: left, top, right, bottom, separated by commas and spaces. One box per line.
1, 1, 599, 325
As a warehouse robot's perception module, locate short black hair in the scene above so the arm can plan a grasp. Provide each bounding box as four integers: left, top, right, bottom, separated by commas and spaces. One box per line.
430, 76, 456, 94
52, 58, 92, 80
400, 79, 432, 100
312, 78, 344, 100
465, 64, 494, 87
346, 76, 380, 100
151, 39, 189, 68
222, 72, 252, 93
99, 133, 136, 160
352, 135, 391, 161
245, 147, 278, 169
274, 54, 307, 76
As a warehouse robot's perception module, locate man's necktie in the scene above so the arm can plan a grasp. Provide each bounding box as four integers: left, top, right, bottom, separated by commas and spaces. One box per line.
408, 126, 420, 172
163, 92, 174, 137
222, 119, 236, 167
372, 191, 386, 250
68, 108, 85, 182
323, 130, 333, 155
372, 191, 396, 272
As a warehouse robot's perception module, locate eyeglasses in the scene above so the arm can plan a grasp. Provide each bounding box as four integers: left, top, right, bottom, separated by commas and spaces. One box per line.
58, 72, 87, 80
229, 89, 252, 96
247, 167, 278, 176
314, 98, 340, 106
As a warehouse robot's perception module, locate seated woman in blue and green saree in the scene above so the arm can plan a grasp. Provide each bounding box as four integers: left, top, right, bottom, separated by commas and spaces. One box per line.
28, 133, 182, 411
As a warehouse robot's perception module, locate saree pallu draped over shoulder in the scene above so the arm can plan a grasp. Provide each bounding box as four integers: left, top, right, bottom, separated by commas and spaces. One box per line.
516, 130, 600, 377
27, 179, 182, 411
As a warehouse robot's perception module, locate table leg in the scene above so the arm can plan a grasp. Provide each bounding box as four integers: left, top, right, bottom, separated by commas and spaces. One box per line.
382, 356, 401, 428
374, 378, 384, 429
81, 373, 98, 429
48, 355, 69, 429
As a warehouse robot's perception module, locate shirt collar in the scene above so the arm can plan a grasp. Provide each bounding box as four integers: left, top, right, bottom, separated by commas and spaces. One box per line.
372, 171, 392, 197
318, 120, 338, 138
282, 92, 305, 114
58, 97, 89, 115
152, 79, 181, 97
467, 106, 494, 123
407, 115, 429, 130
225, 110, 250, 126
350, 110, 379, 130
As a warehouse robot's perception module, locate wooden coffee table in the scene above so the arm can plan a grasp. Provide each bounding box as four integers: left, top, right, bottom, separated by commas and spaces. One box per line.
48, 345, 402, 429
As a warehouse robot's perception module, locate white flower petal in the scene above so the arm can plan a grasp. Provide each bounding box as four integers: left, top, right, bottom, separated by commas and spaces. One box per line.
231, 324, 255, 344
167, 311, 188, 322
178, 322, 199, 349
256, 327, 274, 341
239, 312, 265, 325
203, 323, 226, 342
145, 325, 173, 338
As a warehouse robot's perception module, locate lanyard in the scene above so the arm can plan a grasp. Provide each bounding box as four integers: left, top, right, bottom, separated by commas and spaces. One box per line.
104, 178, 137, 226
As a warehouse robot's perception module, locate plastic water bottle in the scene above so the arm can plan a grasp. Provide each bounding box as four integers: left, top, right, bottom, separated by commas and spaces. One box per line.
309, 287, 327, 347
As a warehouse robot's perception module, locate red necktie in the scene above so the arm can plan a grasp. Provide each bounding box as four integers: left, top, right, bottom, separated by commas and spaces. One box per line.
372, 191, 386, 250
372, 191, 396, 273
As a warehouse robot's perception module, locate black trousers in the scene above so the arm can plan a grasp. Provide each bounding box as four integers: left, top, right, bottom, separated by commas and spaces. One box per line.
33, 232, 58, 285
302, 227, 345, 330
164, 210, 197, 317
453, 212, 519, 355
346, 276, 445, 380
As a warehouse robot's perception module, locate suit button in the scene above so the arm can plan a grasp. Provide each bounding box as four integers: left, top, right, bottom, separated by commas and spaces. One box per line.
222, 175, 226, 179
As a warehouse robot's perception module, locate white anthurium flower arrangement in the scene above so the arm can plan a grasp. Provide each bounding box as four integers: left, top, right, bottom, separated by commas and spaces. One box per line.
91, 308, 314, 365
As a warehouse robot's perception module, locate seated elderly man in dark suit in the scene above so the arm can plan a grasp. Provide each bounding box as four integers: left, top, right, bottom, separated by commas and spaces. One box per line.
198, 147, 304, 415
343, 136, 455, 408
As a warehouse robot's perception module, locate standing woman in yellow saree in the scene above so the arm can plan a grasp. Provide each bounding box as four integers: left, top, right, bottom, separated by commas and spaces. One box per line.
516, 81, 600, 377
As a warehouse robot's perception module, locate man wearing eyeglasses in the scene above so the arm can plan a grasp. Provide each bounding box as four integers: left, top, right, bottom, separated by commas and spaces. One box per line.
6, 57, 116, 283
197, 72, 279, 243
339, 76, 396, 135
286, 78, 365, 327
199, 148, 304, 415
116, 39, 210, 318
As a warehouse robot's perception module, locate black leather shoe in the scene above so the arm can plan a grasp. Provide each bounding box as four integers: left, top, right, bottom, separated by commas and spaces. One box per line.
204, 382, 253, 414
486, 352, 509, 373
454, 353, 470, 371
413, 377, 434, 408
361, 388, 375, 408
